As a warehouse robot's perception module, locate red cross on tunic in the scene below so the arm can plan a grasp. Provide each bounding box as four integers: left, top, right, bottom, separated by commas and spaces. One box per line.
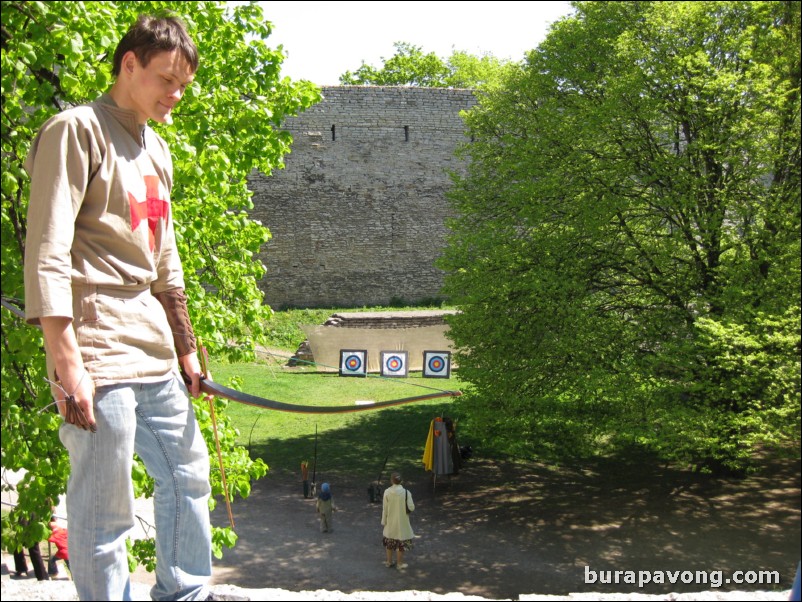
129, 175, 170, 251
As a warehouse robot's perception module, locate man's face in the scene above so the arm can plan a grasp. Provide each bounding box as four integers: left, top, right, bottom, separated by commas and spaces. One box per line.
122, 49, 195, 124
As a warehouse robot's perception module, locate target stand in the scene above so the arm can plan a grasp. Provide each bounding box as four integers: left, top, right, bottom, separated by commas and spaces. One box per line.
380, 351, 409, 377
339, 349, 368, 377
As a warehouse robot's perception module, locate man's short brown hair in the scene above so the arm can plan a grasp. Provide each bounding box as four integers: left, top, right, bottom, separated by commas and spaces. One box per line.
112, 14, 198, 77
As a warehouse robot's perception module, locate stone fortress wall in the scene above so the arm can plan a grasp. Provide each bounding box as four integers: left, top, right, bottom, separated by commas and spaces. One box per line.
247, 86, 477, 309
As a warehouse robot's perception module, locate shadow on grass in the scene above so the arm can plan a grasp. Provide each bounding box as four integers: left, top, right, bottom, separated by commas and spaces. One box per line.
210, 407, 801, 599
242, 402, 453, 484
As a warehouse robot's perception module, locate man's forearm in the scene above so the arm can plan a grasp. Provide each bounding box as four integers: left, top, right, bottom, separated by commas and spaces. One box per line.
39, 315, 96, 429
39, 316, 83, 385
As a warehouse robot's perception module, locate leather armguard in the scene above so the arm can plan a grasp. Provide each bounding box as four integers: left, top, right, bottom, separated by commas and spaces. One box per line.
153, 288, 197, 357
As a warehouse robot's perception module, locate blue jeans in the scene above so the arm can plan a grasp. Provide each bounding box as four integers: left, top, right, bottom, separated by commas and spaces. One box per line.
60, 376, 212, 601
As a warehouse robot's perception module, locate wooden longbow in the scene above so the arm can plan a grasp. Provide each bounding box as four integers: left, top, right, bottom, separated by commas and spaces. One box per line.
3, 296, 462, 412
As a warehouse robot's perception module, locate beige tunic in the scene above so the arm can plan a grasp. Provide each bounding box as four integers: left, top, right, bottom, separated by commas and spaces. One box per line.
24, 95, 185, 385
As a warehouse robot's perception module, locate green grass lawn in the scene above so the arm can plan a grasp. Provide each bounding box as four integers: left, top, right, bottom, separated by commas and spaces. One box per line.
208, 358, 467, 484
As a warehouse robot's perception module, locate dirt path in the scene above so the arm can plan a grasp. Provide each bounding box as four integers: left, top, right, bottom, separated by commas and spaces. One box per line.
2, 454, 798, 600
204, 455, 800, 600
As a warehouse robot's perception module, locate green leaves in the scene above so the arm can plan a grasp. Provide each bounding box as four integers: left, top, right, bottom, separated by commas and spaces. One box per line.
211, 526, 238, 560
442, 1, 801, 472
339, 41, 514, 89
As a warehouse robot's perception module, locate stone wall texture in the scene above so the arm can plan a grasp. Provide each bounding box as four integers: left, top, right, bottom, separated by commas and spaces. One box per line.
247, 86, 477, 309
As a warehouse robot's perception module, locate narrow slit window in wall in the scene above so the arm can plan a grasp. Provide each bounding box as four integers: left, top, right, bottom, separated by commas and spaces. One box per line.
331, 125, 336, 141
404, 125, 409, 142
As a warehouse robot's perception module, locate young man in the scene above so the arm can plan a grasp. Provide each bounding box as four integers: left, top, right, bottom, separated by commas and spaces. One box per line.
24, 14, 240, 601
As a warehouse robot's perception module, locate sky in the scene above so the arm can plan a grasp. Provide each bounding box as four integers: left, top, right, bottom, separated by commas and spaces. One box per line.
250, 1, 576, 85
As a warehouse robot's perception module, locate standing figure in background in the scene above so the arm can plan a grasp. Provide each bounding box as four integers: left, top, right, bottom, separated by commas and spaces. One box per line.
381, 472, 414, 570
316, 482, 334, 533
12, 516, 48, 581
47, 516, 70, 577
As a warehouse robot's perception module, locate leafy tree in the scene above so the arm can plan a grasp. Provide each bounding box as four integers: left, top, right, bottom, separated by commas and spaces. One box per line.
444, 49, 515, 89
1, 1, 320, 565
339, 41, 513, 88
441, 1, 801, 473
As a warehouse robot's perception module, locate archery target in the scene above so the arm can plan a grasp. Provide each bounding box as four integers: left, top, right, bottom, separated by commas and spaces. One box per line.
423, 351, 451, 378
339, 349, 367, 377
380, 351, 408, 377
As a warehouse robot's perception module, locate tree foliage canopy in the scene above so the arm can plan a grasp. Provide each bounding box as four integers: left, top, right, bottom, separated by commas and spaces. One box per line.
339, 41, 514, 88
441, 0, 801, 472
1, 0, 320, 563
